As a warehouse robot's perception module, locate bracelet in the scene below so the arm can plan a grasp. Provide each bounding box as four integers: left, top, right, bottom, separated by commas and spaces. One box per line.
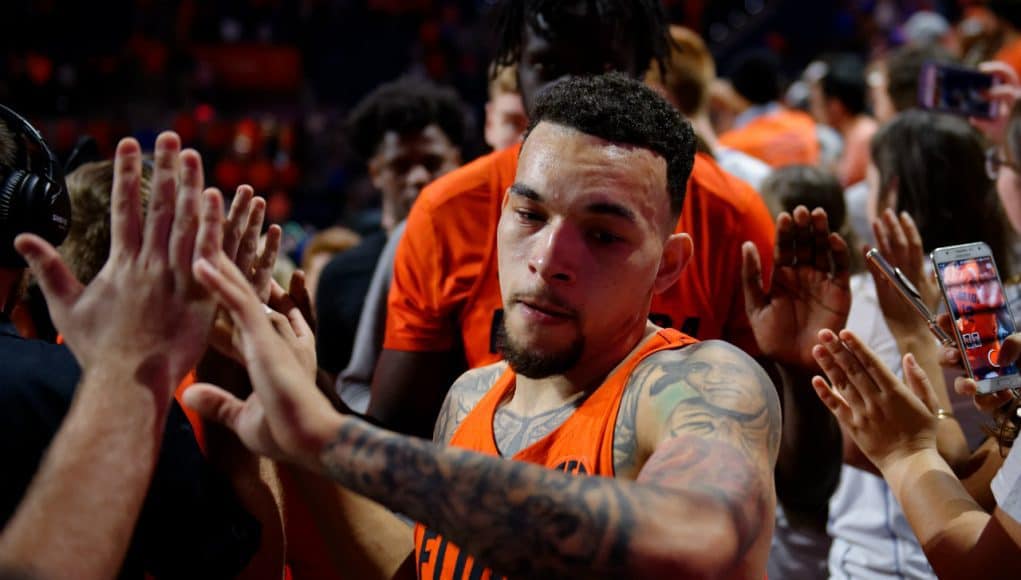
935, 408, 955, 420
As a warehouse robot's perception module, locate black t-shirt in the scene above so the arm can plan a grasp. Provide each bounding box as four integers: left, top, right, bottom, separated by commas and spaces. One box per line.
315, 230, 389, 373
0, 319, 260, 578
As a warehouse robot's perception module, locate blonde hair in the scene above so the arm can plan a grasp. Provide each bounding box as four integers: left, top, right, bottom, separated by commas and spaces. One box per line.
301, 226, 362, 271
645, 26, 716, 117
488, 63, 519, 100
60, 160, 152, 284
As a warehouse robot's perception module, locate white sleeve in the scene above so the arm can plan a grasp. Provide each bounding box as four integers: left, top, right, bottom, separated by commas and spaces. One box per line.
992, 439, 1021, 522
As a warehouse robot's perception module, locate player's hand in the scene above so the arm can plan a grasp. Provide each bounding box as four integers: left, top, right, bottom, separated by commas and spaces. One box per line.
743, 205, 852, 370
868, 208, 940, 337
810, 328, 939, 474
209, 187, 282, 363
184, 252, 339, 471
16, 132, 222, 399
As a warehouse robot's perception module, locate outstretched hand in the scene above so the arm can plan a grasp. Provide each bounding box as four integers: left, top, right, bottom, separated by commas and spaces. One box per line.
15, 132, 223, 398
743, 205, 852, 370
810, 328, 940, 473
868, 208, 940, 337
183, 253, 339, 471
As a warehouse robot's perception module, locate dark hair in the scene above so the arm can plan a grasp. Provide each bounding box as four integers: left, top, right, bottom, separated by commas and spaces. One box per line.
727, 49, 782, 105
490, 0, 671, 79
761, 165, 863, 273
871, 110, 1011, 272
991, 0, 1021, 29
884, 43, 957, 114
1006, 99, 1021, 168
346, 77, 467, 161
821, 53, 868, 116
523, 73, 695, 222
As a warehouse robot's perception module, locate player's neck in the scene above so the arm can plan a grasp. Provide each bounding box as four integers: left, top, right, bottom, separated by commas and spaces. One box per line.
511, 320, 656, 412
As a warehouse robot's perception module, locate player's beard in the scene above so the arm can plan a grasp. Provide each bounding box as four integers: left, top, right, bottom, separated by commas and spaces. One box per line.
494, 316, 585, 379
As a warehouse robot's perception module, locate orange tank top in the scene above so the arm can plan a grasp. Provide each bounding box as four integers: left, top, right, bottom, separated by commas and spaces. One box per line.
412, 328, 698, 580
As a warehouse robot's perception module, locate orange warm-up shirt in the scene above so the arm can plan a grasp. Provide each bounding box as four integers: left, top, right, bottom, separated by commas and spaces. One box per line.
385, 144, 775, 366
718, 108, 819, 168
412, 328, 698, 579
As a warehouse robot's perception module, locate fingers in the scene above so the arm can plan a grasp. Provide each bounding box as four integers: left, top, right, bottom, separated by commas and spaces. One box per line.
792, 206, 813, 266
811, 375, 853, 423
996, 333, 1021, 368
937, 313, 956, 339
139, 132, 182, 266
253, 224, 281, 301
775, 212, 795, 266
741, 241, 768, 313
182, 383, 246, 430
812, 330, 867, 411
882, 209, 909, 259
979, 60, 1020, 85
900, 212, 924, 258
288, 269, 315, 329
194, 189, 225, 265
236, 196, 266, 278
838, 328, 902, 392
223, 185, 255, 260
14, 234, 83, 323
974, 389, 1014, 413
829, 231, 851, 278
902, 353, 939, 413
810, 208, 833, 271
109, 138, 145, 259
285, 296, 315, 340
193, 254, 274, 347
168, 150, 205, 276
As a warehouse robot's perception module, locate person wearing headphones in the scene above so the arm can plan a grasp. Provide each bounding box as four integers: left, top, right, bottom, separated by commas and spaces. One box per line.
0, 113, 265, 579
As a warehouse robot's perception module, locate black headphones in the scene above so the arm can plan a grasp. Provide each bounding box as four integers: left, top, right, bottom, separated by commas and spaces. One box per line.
0, 104, 71, 268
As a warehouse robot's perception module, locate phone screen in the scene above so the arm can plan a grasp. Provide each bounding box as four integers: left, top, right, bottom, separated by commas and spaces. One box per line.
920, 63, 996, 118
936, 256, 1018, 380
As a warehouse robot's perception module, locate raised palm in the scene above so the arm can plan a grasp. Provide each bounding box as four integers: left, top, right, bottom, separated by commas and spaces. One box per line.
743, 206, 852, 370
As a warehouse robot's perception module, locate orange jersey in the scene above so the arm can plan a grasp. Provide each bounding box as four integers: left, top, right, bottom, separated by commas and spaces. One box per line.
385, 144, 775, 366
718, 108, 819, 168
412, 328, 698, 579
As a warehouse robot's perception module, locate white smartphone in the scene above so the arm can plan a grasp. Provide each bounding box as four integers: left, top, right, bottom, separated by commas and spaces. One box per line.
931, 242, 1021, 394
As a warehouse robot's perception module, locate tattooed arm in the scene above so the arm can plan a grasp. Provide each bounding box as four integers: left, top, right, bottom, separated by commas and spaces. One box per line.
432, 362, 506, 445
187, 251, 781, 579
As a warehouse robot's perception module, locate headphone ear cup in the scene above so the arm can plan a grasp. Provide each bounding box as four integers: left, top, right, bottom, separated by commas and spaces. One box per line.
0, 170, 27, 268
0, 170, 71, 268
0, 169, 28, 230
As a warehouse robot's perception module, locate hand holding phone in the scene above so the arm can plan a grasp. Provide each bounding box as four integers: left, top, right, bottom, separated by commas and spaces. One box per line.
931, 242, 1021, 394
919, 62, 999, 119
866, 248, 953, 345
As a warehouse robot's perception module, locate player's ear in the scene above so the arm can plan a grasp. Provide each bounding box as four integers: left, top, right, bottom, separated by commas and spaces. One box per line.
654, 233, 692, 294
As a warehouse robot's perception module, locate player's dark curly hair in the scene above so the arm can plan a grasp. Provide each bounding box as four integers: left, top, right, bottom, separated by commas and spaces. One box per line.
490, 0, 672, 80
346, 77, 467, 161
524, 73, 695, 221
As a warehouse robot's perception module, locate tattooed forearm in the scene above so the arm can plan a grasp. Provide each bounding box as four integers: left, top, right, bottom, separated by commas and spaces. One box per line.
322, 419, 746, 579
637, 434, 768, 556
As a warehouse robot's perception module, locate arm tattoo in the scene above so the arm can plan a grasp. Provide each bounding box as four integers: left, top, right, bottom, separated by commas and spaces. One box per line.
612, 379, 644, 475
319, 341, 779, 578
433, 363, 505, 445
325, 419, 640, 579
633, 340, 781, 554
